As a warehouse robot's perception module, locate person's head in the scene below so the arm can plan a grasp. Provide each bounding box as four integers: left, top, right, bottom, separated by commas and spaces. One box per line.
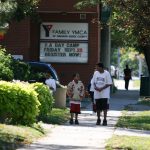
94, 65, 97, 72
46, 71, 51, 79
126, 64, 129, 69
96, 62, 104, 73
72, 73, 80, 82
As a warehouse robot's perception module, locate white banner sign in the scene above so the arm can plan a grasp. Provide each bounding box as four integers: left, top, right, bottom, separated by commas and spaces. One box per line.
40, 42, 88, 63
40, 22, 88, 40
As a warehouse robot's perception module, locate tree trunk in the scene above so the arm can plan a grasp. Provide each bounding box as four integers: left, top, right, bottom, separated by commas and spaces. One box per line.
143, 46, 150, 76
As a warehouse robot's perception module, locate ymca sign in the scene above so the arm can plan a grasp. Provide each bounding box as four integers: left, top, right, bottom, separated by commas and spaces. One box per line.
40, 22, 88, 40
40, 22, 89, 63
40, 42, 88, 63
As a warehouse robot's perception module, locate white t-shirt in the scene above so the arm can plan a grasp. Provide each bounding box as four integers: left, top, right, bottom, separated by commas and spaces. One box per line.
45, 78, 56, 92
90, 77, 94, 92
90, 71, 97, 92
92, 70, 112, 99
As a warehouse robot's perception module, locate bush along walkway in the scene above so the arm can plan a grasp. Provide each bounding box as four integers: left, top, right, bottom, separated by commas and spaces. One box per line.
17, 90, 150, 150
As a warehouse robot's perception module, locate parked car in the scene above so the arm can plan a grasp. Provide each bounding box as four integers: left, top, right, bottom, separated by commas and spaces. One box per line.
27, 62, 59, 84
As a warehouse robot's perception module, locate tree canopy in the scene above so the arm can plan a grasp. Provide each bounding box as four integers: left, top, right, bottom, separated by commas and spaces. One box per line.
0, 0, 39, 26
75, 0, 150, 74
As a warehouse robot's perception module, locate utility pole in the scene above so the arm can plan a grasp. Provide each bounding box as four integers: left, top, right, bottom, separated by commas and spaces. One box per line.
100, 5, 111, 70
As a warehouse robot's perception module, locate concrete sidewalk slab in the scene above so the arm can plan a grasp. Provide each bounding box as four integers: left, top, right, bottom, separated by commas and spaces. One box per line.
114, 128, 150, 137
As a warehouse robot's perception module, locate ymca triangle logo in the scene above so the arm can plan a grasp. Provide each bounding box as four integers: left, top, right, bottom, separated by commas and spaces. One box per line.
42, 24, 53, 37
47, 25, 53, 31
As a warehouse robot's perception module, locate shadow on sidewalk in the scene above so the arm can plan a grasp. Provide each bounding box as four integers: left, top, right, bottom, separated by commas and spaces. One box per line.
20, 143, 104, 150
111, 89, 140, 100
110, 89, 140, 111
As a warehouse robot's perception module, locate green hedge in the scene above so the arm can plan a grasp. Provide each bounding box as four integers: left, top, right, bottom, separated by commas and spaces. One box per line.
31, 83, 54, 119
0, 81, 54, 125
0, 81, 40, 125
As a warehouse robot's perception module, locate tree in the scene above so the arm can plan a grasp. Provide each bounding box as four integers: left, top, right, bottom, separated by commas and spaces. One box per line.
0, 0, 40, 26
111, 47, 148, 76
75, 0, 150, 75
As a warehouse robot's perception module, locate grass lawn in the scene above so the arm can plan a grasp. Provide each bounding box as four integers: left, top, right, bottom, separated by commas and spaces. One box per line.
132, 79, 140, 88
0, 108, 70, 149
106, 135, 150, 150
138, 97, 150, 106
116, 110, 150, 130
40, 108, 70, 125
0, 123, 45, 149
106, 109, 150, 150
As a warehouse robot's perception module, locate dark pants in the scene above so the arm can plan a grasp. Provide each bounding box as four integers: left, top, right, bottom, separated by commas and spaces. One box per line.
89, 91, 94, 103
125, 79, 130, 90
89, 91, 96, 112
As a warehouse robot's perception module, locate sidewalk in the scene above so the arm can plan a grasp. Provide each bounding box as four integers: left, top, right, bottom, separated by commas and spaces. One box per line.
18, 87, 150, 150
113, 78, 140, 90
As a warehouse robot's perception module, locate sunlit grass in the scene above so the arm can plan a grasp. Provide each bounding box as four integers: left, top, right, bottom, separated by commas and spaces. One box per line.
106, 135, 150, 150
0, 123, 45, 146
116, 111, 150, 130
43, 108, 70, 125
132, 79, 140, 88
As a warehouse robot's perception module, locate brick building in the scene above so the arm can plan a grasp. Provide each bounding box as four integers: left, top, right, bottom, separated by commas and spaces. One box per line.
2, 0, 105, 86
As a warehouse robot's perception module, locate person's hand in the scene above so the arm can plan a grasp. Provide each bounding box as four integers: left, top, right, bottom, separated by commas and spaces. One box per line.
94, 87, 103, 92
69, 93, 74, 98
50, 87, 54, 90
67, 91, 73, 98
85, 90, 90, 97
98, 87, 103, 92
79, 95, 84, 99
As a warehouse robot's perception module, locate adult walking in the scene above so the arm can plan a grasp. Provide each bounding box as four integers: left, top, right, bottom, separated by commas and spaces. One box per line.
67, 73, 85, 125
92, 62, 112, 126
124, 64, 132, 90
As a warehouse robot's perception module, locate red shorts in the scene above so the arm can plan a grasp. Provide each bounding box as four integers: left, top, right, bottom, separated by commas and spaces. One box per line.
70, 103, 81, 114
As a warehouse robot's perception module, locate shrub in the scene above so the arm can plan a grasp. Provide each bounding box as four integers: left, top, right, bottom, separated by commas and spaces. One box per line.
12, 60, 30, 81
0, 81, 40, 125
0, 47, 13, 81
31, 83, 54, 119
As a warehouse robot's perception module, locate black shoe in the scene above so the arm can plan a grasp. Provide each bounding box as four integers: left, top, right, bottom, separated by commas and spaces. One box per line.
96, 119, 101, 125
75, 119, 79, 125
69, 119, 73, 124
102, 119, 107, 126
